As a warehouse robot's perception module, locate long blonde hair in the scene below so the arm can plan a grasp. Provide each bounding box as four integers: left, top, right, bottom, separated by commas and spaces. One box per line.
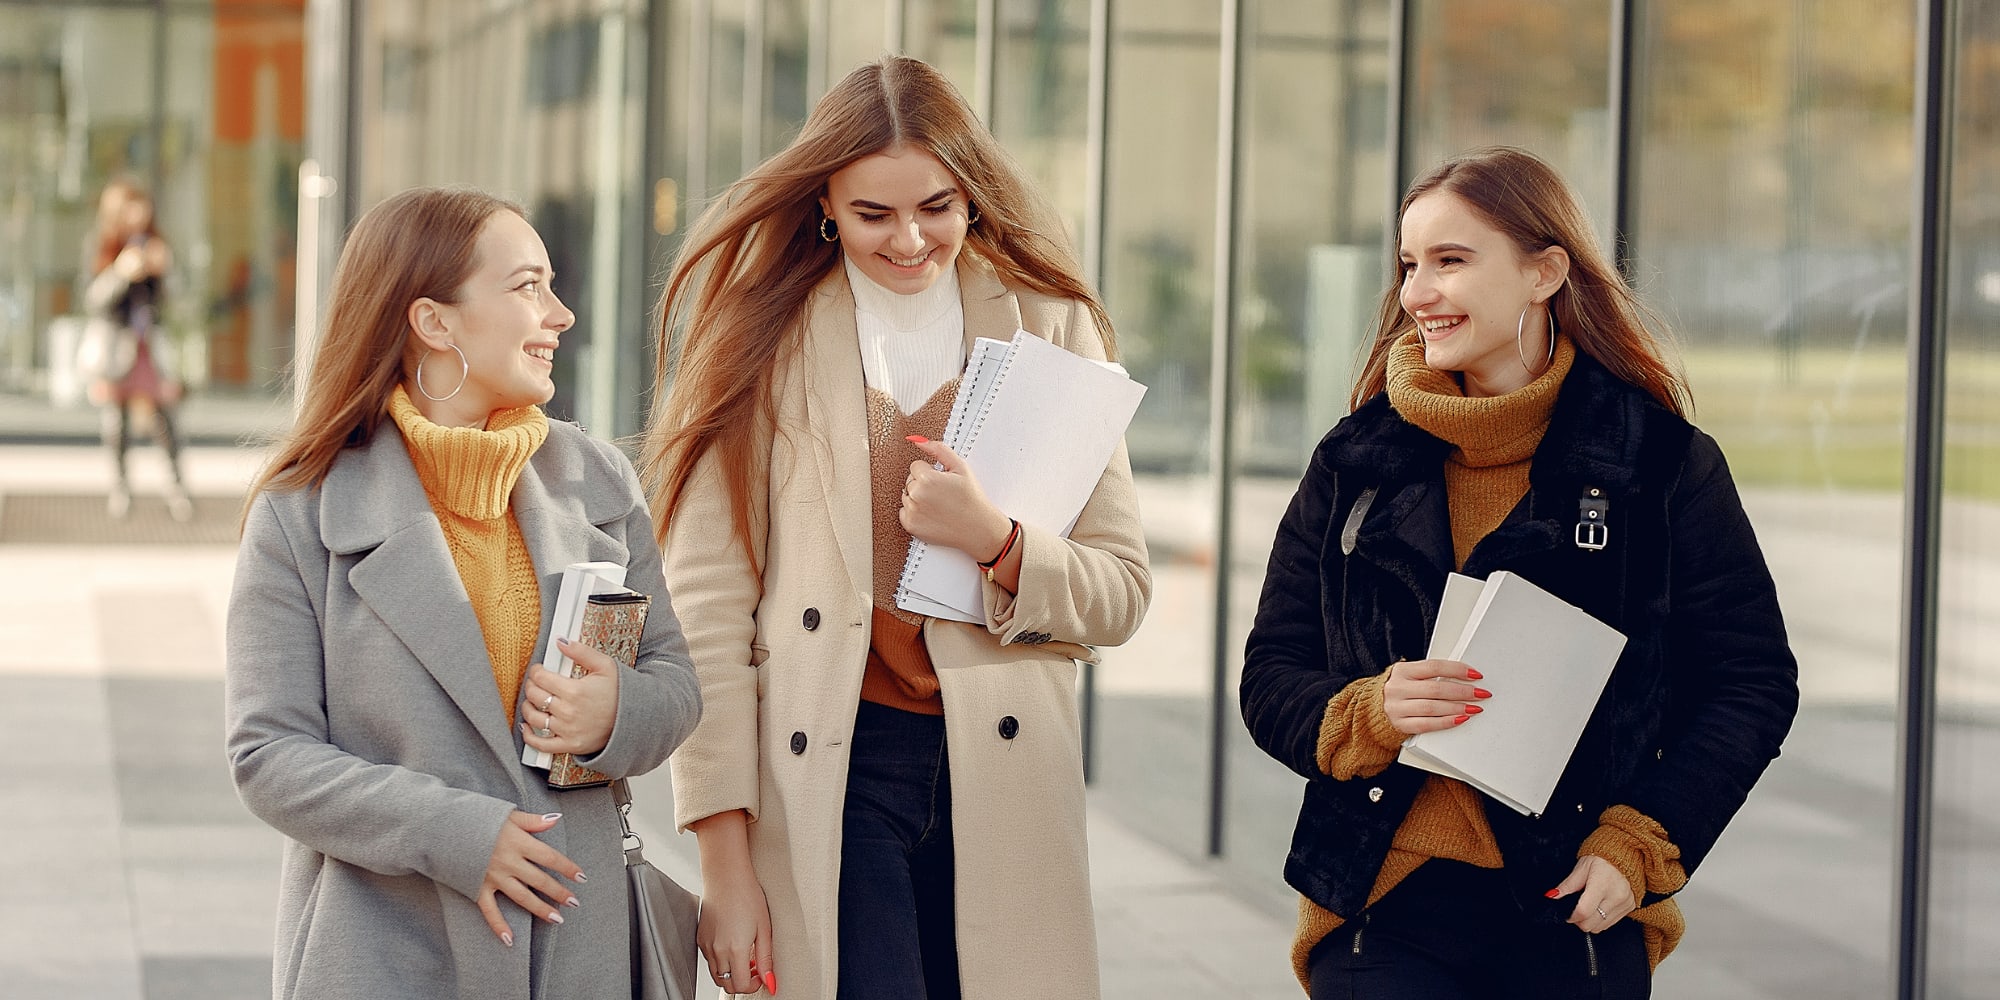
1351, 146, 1689, 416
641, 56, 1112, 570
242, 187, 520, 519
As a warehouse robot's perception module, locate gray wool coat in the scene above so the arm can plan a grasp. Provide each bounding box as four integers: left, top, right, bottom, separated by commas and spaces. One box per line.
225, 417, 702, 1000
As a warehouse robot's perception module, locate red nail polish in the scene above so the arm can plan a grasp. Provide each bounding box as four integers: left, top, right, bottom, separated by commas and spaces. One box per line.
1466, 668, 1484, 680
906, 434, 928, 443
1463, 704, 1482, 714
1472, 687, 1492, 699
1452, 714, 1470, 725
1545, 889, 1561, 899
764, 971, 779, 995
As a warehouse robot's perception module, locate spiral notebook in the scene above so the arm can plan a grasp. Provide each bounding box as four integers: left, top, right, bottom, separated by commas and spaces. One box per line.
895, 330, 1147, 623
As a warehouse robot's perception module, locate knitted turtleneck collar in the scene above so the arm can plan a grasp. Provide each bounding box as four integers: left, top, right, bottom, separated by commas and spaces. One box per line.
1386, 330, 1578, 469
844, 254, 962, 332
387, 384, 548, 521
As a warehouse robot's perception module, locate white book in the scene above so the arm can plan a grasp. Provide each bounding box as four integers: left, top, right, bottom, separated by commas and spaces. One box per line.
894, 330, 1146, 623
1396, 571, 1627, 816
522, 561, 630, 769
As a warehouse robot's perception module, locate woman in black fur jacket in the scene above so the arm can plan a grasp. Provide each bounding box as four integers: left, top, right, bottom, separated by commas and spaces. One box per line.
1239, 146, 1798, 1000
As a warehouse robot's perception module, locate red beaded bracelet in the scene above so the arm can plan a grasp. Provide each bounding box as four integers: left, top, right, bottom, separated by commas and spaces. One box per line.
977, 518, 1021, 571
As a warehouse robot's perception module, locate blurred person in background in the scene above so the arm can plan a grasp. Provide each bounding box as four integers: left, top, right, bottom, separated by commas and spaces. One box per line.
81, 178, 190, 520
225, 186, 702, 999
1239, 146, 1799, 1000
642, 56, 1150, 1000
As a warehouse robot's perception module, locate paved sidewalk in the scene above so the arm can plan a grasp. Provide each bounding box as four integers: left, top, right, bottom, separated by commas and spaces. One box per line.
0, 443, 1301, 1000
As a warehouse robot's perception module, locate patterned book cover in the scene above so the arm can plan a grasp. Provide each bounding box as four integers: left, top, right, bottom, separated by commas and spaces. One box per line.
547, 591, 651, 789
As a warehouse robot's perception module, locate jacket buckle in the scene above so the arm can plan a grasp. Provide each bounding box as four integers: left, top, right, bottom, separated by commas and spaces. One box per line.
1576, 488, 1609, 552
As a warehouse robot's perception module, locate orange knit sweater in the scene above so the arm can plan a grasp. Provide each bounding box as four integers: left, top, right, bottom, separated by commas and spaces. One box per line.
1289, 334, 1687, 986
388, 386, 548, 727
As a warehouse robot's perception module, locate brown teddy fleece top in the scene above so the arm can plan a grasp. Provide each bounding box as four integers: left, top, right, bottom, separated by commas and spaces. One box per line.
862, 381, 959, 715
1289, 333, 1687, 986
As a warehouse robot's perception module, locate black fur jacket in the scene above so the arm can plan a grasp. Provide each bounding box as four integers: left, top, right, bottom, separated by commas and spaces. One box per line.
1239, 352, 1799, 922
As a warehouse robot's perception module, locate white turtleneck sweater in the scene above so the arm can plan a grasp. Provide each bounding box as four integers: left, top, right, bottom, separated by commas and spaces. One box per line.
844, 255, 965, 414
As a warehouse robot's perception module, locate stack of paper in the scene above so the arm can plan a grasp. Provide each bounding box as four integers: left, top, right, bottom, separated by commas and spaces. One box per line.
894, 330, 1147, 623
1396, 571, 1627, 816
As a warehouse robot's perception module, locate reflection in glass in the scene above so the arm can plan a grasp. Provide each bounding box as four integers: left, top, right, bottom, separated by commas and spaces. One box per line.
1932, 2, 2000, 992
1631, 2, 1913, 996
1404, 0, 1609, 224
1091, 0, 1221, 862
1220, 0, 1394, 916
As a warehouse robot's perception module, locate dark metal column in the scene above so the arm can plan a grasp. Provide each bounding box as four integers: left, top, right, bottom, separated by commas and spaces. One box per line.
1607, 0, 1637, 275
1078, 0, 1112, 786
1384, 0, 1412, 245
1896, 0, 1955, 996
1205, 0, 1246, 859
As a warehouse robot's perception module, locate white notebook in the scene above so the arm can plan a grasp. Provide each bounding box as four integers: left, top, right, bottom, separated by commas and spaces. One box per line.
895, 330, 1147, 623
1396, 571, 1627, 816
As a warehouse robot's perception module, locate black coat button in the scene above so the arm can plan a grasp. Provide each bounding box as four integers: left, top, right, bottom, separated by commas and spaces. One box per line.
790, 731, 808, 754
997, 716, 1020, 740
802, 608, 820, 631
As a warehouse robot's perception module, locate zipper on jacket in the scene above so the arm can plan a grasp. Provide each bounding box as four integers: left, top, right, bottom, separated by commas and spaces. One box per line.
1584, 932, 1600, 977
1351, 912, 1369, 955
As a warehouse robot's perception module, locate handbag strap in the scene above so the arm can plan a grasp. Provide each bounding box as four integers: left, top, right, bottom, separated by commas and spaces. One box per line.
613, 778, 646, 861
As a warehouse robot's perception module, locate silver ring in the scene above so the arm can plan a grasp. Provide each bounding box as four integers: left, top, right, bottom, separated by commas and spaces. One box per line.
719, 971, 732, 980
542, 693, 555, 713
535, 725, 553, 738
1597, 907, 1608, 920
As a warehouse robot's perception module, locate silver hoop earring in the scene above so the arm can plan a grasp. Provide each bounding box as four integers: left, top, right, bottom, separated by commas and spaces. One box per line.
416, 343, 469, 402
820, 217, 838, 242
1516, 304, 1555, 377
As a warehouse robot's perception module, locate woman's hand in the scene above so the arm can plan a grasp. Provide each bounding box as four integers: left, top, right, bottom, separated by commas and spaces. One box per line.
692, 810, 778, 995
519, 636, 621, 757
901, 436, 1021, 592
476, 810, 585, 945
1382, 659, 1490, 735
1548, 854, 1637, 934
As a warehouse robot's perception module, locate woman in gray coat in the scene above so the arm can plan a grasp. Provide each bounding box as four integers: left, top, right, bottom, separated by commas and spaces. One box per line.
225, 187, 702, 999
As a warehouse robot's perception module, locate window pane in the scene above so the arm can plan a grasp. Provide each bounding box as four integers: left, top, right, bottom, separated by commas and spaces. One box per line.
1631, 3, 1913, 996
1931, 0, 2000, 992
1092, 0, 1219, 862
1404, 0, 1611, 230
1220, 0, 1395, 944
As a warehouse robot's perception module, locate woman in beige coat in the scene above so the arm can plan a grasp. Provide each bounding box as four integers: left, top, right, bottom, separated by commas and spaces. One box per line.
640, 57, 1150, 1000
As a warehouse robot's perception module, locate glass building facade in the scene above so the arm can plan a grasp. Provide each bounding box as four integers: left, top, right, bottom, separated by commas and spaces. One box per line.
4, 1, 1992, 995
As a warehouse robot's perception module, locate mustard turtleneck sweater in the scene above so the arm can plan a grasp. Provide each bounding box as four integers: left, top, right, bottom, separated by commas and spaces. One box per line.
388, 385, 549, 727
1291, 333, 1686, 985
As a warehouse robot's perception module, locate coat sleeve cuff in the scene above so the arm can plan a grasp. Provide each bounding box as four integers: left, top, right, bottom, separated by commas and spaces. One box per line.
1579, 804, 1690, 904
1314, 669, 1406, 779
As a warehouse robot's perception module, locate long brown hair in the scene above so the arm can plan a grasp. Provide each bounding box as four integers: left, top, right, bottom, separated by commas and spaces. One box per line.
1349, 146, 1689, 416
641, 55, 1113, 568
242, 187, 521, 515
91, 177, 164, 273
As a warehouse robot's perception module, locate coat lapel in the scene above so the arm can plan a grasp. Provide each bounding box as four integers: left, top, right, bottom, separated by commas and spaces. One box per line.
510, 430, 636, 668
802, 274, 876, 596
959, 258, 1024, 349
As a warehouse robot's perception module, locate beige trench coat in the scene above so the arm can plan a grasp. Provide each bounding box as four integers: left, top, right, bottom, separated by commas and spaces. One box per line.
663, 257, 1151, 1000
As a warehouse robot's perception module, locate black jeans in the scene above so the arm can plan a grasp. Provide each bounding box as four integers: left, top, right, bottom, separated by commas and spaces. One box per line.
1307, 859, 1650, 1000
836, 701, 960, 1000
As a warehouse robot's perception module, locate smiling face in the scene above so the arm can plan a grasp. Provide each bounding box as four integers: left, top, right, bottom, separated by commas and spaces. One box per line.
1398, 190, 1567, 397
407, 209, 574, 427
819, 144, 971, 295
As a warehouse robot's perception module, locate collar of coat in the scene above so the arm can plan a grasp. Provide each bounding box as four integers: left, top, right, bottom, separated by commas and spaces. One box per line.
1326, 351, 1682, 497
317, 417, 633, 555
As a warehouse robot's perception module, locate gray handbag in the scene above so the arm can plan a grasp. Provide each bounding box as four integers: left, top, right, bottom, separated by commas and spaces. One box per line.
615, 779, 702, 1000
